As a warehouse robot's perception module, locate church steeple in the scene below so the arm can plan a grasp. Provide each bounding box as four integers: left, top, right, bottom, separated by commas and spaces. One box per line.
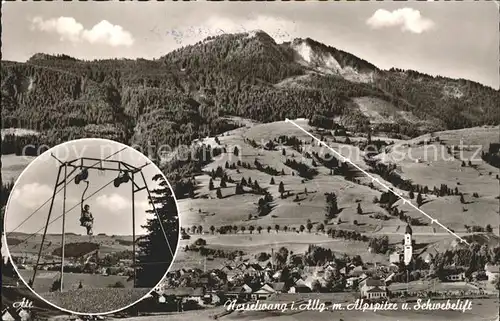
405, 223, 413, 235
403, 221, 413, 266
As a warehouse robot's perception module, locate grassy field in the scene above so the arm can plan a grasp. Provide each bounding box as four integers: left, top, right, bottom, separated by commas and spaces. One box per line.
176, 232, 390, 269
41, 287, 150, 314
174, 121, 499, 271
17, 270, 133, 292
6, 232, 136, 258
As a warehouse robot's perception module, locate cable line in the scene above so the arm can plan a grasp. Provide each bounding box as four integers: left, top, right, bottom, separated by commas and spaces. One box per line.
6, 147, 127, 236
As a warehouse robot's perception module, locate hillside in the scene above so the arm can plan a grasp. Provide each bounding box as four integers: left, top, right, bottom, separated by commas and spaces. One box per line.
161, 119, 499, 275
2, 30, 499, 160
6, 232, 136, 258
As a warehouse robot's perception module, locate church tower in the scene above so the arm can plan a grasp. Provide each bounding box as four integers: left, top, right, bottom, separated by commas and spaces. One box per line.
403, 223, 413, 266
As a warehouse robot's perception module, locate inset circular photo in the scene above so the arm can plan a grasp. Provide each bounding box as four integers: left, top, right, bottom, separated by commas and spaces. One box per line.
3, 138, 180, 315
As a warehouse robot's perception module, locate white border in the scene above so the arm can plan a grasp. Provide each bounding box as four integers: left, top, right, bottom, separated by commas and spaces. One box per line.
3, 137, 182, 316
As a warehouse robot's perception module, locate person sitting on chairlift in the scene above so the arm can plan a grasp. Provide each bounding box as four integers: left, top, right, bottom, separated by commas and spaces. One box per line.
80, 204, 94, 235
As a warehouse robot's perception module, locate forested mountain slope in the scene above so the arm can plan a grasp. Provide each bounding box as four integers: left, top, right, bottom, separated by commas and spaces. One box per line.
2, 30, 499, 152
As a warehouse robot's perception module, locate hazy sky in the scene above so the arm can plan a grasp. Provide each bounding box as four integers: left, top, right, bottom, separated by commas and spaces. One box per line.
4, 139, 170, 236
2, 1, 498, 89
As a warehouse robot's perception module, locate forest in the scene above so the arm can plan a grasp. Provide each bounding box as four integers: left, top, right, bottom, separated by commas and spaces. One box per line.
2, 31, 499, 192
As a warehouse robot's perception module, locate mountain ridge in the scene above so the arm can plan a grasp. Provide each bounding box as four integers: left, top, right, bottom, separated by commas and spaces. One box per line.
1, 30, 499, 154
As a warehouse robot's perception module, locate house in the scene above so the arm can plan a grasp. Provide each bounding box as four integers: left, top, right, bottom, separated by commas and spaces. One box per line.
187, 287, 205, 304
484, 264, 499, 282
163, 287, 196, 298
288, 284, 312, 293
365, 287, 388, 299
346, 276, 360, 288
203, 292, 221, 305
445, 272, 465, 282
384, 273, 396, 285
252, 283, 276, 300
2, 307, 30, 321
246, 264, 264, 275
389, 251, 402, 264
360, 278, 387, 299
348, 265, 365, 277
226, 284, 253, 300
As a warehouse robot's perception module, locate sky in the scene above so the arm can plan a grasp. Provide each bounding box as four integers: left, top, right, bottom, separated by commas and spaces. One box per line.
4, 139, 171, 236
2, 1, 498, 89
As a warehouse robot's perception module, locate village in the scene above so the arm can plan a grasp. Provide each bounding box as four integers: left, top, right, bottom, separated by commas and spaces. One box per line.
150, 224, 500, 312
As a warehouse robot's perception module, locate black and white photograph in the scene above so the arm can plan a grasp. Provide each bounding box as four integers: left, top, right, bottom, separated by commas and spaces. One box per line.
1, 1, 499, 321
3, 138, 180, 315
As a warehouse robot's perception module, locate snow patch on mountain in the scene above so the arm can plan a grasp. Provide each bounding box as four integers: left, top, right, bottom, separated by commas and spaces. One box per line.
290, 39, 374, 83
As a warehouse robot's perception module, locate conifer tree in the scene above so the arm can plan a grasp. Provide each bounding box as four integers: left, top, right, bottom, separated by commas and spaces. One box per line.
325, 192, 339, 218
136, 174, 179, 288
416, 192, 423, 207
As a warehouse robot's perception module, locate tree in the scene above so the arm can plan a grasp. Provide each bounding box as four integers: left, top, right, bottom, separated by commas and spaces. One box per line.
353, 220, 358, 226
306, 222, 313, 233
270, 177, 275, 185
210, 226, 215, 234
220, 176, 227, 188
275, 224, 280, 233
460, 193, 465, 204
416, 192, 423, 207
50, 278, 61, 292
198, 225, 203, 234
311, 279, 321, 292
109, 281, 125, 288
240, 226, 246, 233
233, 146, 239, 156
267, 226, 272, 233
216, 188, 223, 199
135, 174, 179, 288
249, 226, 255, 234
209, 178, 214, 190
282, 148, 286, 156
257, 226, 262, 234
357, 203, 363, 214
278, 181, 285, 196
325, 192, 339, 218
235, 183, 244, 194
299, 225, 305, 233
409, 190, 414, 199
486, 224, 493, 233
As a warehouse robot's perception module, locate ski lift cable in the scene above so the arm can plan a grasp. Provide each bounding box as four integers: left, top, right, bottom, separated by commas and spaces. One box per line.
11, 168, 177, 262
10, 177, 117, 249
6, 147, 128, 237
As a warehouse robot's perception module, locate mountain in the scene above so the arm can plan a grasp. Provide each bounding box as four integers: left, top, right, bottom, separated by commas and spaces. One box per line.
1, 30, 499, 152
